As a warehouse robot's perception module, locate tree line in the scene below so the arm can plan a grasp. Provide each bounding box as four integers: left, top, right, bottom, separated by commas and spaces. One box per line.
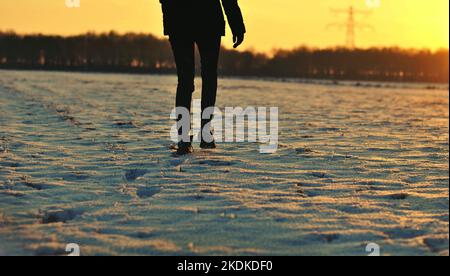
0, 31, 448, 83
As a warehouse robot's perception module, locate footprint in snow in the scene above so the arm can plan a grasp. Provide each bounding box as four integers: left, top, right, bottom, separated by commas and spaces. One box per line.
125, 169, 147, 181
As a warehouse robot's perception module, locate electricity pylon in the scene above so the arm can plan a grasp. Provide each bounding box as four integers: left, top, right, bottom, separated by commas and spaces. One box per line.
328, 6, 374, 49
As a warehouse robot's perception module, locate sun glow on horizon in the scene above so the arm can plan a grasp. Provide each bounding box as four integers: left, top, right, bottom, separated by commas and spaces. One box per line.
0, 0, 448, 52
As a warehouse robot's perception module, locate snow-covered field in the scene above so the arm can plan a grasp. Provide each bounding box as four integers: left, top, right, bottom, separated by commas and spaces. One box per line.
0, 70, 448, 256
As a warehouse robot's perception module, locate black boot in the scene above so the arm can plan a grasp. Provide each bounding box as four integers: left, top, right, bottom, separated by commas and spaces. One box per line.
200, 130, 217, 149
200, 139, 216, 149
177, 141, 194, 155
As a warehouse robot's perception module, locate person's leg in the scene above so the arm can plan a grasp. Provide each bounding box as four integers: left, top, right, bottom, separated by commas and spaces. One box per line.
196, 36, 221, 131
169, 36, 195, 145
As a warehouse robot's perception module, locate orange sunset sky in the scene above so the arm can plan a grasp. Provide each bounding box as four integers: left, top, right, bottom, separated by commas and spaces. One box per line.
0, 0, 448, 52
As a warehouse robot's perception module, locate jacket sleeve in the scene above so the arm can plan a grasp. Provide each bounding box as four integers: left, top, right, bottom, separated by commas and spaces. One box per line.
221, 0, 246, 35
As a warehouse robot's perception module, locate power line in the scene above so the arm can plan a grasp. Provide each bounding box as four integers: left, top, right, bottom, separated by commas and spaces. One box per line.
328, 6, 374, 49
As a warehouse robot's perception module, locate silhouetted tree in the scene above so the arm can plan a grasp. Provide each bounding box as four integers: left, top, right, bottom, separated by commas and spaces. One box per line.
0, 32, 448, 83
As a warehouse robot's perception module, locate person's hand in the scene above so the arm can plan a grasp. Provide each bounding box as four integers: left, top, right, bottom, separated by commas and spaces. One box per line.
233, 33, 245, 49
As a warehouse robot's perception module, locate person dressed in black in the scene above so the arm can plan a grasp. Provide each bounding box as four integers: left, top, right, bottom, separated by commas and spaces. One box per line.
160, 0, 246, 155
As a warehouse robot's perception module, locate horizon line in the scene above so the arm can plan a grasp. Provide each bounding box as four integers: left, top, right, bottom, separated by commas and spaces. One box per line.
1, 29, 449, 54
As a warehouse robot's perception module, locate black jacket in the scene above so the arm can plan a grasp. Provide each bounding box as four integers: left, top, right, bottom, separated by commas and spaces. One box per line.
160, 0, 246, 37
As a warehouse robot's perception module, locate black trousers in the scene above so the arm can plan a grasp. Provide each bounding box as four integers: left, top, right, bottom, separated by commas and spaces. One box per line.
170, 36, 221, 138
